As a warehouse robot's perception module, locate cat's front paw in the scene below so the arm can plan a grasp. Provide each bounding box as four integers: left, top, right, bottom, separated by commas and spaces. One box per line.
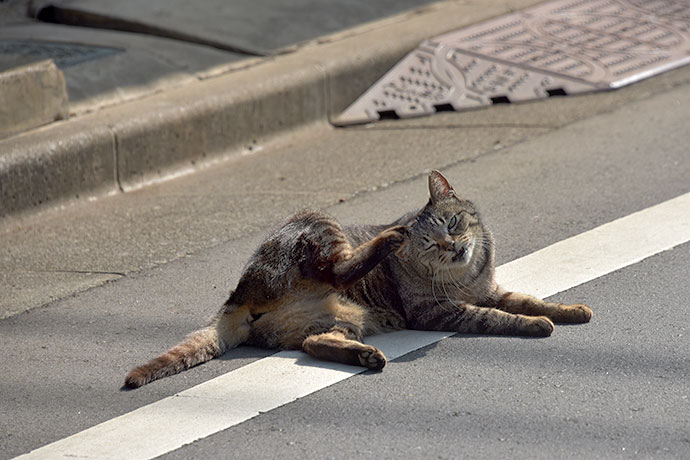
358, 346, 387, 371
378, 225, 409, 253
525, 316, 554, 337
561, 304, 593, 323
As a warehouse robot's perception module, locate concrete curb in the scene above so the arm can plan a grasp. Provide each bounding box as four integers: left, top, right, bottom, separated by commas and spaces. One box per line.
0, 0, 544, 218
0, 59, 68, 139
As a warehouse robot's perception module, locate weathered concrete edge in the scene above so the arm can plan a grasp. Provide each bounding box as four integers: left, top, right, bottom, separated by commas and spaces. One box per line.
0, 0, 545, 218
0, 59, 69, 140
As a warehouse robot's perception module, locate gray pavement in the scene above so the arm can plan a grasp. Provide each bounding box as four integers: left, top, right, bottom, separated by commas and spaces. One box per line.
161, 244, 690, 460
2, 59, 690, 458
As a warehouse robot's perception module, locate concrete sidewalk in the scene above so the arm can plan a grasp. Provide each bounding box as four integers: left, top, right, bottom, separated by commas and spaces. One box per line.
0, 0, 549, 219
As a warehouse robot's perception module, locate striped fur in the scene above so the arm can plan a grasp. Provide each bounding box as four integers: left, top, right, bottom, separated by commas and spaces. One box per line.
124, 170, 592, 388
124, 326, 222, 388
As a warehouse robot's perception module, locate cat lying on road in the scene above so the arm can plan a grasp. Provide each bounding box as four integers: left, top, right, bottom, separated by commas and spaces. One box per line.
125, 170, 592, 388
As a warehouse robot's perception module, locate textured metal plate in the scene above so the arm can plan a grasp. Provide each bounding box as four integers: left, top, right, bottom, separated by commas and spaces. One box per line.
336, 0, 690, 125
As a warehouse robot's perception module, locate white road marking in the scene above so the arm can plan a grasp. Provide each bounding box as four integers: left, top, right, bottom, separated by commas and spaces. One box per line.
496, 192, 690, 298
14, 192, 690, 460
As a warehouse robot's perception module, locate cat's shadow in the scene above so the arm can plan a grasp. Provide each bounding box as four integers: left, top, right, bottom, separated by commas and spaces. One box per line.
286, 334, 510, 369
119, 333, 555, 391
390, 332, 551, 363
387, 340, 440, 363
389, 333, 480, 363
273, 331, 553, 371
217, 345, 275, 361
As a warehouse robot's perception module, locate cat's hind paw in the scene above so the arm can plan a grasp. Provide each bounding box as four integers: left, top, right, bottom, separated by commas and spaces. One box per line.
358, 346, 387, 371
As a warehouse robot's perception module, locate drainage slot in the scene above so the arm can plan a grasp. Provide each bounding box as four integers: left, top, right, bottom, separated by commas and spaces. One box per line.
490, 96, 511, 104
434, 103, 456, 112
377, 110, 400, 120
546, 88, 568, 97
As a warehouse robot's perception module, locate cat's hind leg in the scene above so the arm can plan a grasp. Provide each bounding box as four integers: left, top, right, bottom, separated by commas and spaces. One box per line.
124, 303, 252, 388
302, 327, 386, 370
300, 294, 386, 370
495, 289, 592, 324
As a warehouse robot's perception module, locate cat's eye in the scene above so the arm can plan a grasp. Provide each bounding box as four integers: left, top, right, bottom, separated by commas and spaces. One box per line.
448, 215, 457, 230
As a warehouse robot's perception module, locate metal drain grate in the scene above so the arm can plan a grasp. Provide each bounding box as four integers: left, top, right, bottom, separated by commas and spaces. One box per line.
335, 0, 690, 125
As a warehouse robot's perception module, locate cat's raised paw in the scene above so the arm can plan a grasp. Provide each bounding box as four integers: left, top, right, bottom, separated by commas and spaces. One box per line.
358, 346, 387, 371
378, 225, 410, 252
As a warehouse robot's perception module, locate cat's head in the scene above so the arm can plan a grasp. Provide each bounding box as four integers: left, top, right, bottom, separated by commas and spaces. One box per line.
404, 170, 490, 274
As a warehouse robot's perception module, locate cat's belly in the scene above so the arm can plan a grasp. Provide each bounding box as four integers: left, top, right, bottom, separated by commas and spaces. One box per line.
245, 293, 374, 350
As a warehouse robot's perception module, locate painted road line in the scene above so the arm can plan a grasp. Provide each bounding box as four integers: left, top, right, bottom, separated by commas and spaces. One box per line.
13, 331, 451, 460
496, 191, 690, 299
14, 191, 690, 460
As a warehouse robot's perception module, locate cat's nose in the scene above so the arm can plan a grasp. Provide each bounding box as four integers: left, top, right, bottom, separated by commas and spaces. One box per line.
438, 237, 455, 252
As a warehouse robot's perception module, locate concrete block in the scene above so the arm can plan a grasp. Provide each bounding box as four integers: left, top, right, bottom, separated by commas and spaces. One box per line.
0, 59, 69, 139
0, 23, 246, 116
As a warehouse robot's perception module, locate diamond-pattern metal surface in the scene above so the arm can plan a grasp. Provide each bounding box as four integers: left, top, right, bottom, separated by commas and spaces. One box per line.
335, 0, 690, 125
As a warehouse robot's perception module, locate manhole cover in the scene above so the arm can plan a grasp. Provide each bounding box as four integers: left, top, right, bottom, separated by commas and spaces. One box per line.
335, 0, 690, 125
0, 39, 122, 68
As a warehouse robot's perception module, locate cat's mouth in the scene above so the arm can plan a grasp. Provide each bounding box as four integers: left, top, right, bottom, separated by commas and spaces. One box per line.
451, 245, 467, 262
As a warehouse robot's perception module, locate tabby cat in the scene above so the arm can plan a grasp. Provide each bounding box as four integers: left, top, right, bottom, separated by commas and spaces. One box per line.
124, 170, 592, 388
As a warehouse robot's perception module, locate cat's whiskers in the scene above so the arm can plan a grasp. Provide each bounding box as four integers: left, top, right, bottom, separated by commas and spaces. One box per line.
475, 236, 493, 246
439, 267, 453, 303
444, 266, 473, 301
431, 269, 457, 315
432, 267, 459, 312
465, 236, 492, 256
479, 235, 495, 246
431, 271, 445, 310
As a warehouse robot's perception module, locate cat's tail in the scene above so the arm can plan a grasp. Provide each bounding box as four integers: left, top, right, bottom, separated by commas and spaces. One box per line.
123, 305, 251, 389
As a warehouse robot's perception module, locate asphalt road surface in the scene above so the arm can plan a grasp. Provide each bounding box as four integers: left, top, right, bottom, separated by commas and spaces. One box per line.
2, 77, 689, 459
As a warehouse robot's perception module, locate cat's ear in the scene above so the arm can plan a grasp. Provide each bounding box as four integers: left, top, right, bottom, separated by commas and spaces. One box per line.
428, 170, 455, 203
